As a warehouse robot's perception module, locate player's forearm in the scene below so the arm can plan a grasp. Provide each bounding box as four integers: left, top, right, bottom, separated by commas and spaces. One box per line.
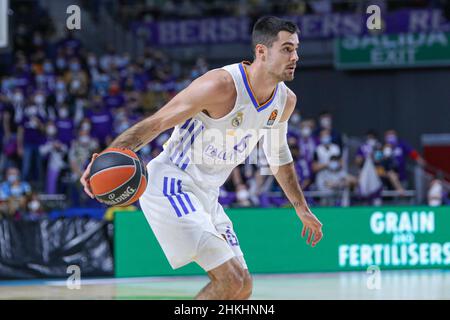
272, 162, 310, 215
109, 117, 162, 151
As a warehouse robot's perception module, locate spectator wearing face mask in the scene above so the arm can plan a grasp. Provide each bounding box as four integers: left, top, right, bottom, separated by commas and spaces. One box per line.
289, 136, 313, 192
314, 111, 343, 150
24, 192, 46, 221
84, 97, 113, 148
355, 130, 382, 169
112, 107, 138, 138
376, 142, 406, 195
55, 105, 75, 147
287, 110, 302, 138
68, 129, 99, 206
313, 129, 341, 174
298, 119, 317, 165
0, 167, 32, 218
39, 121, 68, 194
64, 58, 89, 97
316, 155, 357, 206
17, 103, 46, 184
383, 129, 426, 187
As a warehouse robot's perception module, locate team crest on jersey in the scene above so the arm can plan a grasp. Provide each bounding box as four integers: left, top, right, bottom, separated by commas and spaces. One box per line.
267, 109, 278, 126
231, 112, 243, 127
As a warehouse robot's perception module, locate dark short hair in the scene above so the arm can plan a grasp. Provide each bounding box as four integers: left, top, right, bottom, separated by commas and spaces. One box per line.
252, 16, 299, 52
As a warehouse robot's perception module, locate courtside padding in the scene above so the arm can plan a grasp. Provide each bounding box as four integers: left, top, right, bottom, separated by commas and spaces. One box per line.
114, 206, 450, 277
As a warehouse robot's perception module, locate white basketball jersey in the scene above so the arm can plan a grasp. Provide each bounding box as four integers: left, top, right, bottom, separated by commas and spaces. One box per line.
159, 61, 289, 188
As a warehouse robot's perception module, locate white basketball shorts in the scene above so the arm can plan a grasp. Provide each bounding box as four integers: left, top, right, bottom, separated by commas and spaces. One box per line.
139, 153, 247, 272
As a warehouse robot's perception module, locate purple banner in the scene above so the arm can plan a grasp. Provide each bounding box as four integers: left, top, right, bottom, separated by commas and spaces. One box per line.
133, 9, 450, 46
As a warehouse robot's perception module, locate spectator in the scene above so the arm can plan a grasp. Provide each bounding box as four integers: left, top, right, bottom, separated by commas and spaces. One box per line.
68, 129, 99, 206
314, 111, 343, 149
298, 118, 317, 165
383, 129, 426, 187
0, 167, 32, 219
287, 110, 301, 137
84, 96, 113, 148
17, 103, 46, 184
39, 122, 68, 194
55, 104, 75, 147
24, 192, 46, 221
375, 142, 406, 195
312, 128, 341, 174
289, 135, 313, 192
104, 81, 126, 111
316, 155, 357, 206
355, 129, 382, 168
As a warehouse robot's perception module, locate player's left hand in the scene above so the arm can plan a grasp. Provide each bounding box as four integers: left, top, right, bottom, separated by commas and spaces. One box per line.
298, 209, 323, 247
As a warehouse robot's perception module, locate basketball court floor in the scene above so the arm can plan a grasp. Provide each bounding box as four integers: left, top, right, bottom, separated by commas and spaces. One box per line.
0, 269, 449, 299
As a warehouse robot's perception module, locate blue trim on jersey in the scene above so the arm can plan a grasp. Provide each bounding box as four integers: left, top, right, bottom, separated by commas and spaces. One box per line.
180, 158, 190, 171
238, 62, 278, 112
171, 178, 189, 215
163, 177, 182, 217
170, 120, 197, 160
175, 124, 204, 166
180, 118, 192, 129
177, 179, 196, 212
238, 63, 259, 108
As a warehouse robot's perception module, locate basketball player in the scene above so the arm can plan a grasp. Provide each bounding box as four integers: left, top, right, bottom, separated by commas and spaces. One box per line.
81, 16, 323, 300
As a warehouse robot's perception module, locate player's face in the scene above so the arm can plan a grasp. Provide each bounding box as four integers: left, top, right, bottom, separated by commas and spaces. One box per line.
267, 31, 299, 82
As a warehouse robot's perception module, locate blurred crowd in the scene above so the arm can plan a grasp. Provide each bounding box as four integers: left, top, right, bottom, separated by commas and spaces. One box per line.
103, 0, 450, 28
0, 5, 208, 219
218, 112, 447, 209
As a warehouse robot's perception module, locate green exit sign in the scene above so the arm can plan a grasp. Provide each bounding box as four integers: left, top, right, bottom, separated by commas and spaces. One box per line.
334, 32, 450, 69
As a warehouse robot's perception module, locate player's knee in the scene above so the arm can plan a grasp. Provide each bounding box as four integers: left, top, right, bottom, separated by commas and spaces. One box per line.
240, 272, 253, 299
224, 265, 245, 293
212, 262, 244, 294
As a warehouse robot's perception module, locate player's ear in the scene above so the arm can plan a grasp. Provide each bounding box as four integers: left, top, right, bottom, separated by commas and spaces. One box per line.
255, 44, 266, 61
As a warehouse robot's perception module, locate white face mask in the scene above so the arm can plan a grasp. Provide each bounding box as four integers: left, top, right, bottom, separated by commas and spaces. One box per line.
301, 127, 312, 137
328, 161, 340, 171
47, 126, 57, 136
26, 106, 38, 117
59, 108, 69, 118
367, 138, 377, 147
13, 93, 24, 103
81, 122, 91, 131
320, 117, 332, 129
290, 113, 301, 124
321, 135, 332, 145
71, 79, 81, 90
34, 95, 45, 105
383, 147, 393, 157
236, 189, 250, 201
8, 174, 19, 183
28, 200, 40, 212
79, 135, 90, 144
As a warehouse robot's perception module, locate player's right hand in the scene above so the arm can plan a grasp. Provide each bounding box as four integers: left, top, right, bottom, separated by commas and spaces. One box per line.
80, 153, 99, 199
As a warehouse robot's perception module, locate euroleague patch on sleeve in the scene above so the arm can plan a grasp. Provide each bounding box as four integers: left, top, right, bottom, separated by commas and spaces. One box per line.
266, 109, 278, 126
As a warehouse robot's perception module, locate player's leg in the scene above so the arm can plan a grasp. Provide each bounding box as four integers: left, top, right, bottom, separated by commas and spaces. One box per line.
211, 203, 253, 299
235, 268, 253, 300
195, 256, 245, 300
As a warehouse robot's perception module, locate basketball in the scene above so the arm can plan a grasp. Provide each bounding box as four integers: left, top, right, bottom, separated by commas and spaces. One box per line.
89, 148, 148, 207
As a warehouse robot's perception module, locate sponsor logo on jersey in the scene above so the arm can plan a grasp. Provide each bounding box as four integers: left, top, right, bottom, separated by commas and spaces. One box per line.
266, 109, 278, 126
231, 112, 243, 127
